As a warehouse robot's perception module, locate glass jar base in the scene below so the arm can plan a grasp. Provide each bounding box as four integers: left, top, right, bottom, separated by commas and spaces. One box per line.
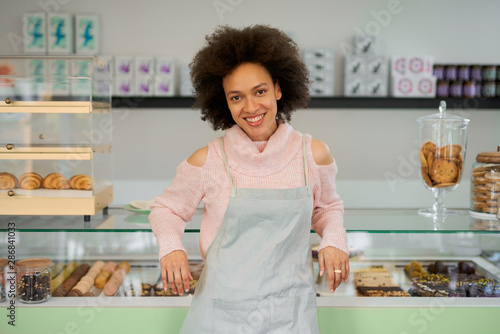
417, 208, 461, 218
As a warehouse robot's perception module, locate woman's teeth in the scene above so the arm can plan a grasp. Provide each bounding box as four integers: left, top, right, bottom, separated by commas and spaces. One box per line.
246, 114, 264, 122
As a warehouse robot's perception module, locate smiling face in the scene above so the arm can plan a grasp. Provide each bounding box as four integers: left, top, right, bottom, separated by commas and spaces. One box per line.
222, 62, 282, 141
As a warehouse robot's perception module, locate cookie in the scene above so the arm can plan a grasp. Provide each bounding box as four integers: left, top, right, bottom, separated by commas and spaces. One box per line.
457, 162, 463, 182
483, 206, 498, 214
434, 182, 456, 188
486, 200, 498, 207
475, 177, 486, 184
472, 203, 485, 211
421, 167, 433, 187
473, 194, 488, 202
439, 144, 462, 158
485, 183, 500, 192
429, 159, 458, 184
420, 151, 428, 172
485, 172, 500, 182
421, 141, 437, 158
427, 151, 435, 170
472, 171, 487, 178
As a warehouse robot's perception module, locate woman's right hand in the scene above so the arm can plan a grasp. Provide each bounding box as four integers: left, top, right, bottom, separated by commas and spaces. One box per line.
160, 250, 193, 295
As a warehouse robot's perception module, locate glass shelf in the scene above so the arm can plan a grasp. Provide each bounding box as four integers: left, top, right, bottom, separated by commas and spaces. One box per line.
0, 208, 498, 233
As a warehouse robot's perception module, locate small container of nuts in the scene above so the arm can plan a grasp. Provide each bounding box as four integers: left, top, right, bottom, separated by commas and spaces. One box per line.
0, 259, 8, 302
470, 147, 500, 218
16, 258, 52, 304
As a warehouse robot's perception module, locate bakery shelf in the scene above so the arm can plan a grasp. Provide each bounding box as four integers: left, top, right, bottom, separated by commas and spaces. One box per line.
0, 145, 111, 158
0, 100, 111, 114
0, 185, 113, 215
111, 96, 500, 109
1, 208, 499, 233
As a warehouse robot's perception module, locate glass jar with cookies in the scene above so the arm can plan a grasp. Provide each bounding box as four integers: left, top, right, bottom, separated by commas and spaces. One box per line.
470, 147, 500, 218
417, 101, 470, 220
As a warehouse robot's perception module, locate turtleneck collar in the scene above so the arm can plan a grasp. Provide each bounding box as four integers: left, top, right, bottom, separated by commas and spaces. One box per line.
217, 121, 302, 177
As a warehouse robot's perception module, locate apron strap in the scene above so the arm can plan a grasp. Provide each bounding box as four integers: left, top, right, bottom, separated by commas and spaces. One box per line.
219, 137, 237, 197
302, 135, 311, 196
220, 135, 310, 197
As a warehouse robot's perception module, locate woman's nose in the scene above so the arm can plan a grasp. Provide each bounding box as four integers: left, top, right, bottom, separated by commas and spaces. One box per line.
244, 97, 258, 113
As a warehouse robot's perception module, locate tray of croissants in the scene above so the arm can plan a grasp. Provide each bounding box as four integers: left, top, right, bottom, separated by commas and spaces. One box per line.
0, 172, 95, 197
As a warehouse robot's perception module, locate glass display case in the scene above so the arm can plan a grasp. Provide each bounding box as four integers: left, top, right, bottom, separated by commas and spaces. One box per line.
0, 209, 499, 333
0, 56, 113, 220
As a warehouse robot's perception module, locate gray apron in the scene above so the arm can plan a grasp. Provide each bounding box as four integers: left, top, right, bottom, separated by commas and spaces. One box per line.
180, 136, 319, 334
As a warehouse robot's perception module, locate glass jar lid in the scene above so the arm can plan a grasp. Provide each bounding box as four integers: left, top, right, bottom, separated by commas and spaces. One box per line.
16, 258, 52, 270
477, 146, 500, 163
0, 258, 8, 269
416, 101, 470, 125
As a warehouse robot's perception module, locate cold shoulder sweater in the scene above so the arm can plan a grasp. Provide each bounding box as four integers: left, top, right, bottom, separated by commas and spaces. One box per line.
149, 122, 347, 261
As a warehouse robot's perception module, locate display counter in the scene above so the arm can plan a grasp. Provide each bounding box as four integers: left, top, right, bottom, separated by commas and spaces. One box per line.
1, 208, 499, 334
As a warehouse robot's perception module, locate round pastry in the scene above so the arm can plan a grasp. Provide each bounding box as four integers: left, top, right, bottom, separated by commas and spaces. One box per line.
69, 174, 92, 190
42, 173, 70, 190
421, 141, 437, 158
117, 261, 131, 274
103, 269, 128, 296
80, 276, 94, 285
458, 261, 476, 275
102, 261, 117, 273
18, 172, 43, 190
95, 270, 111, 289
429, 159, 458, 184
0, 172, 17, 190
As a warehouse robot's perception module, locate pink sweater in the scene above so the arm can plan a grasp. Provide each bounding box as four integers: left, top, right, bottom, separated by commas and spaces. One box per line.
149, 122, 348, 261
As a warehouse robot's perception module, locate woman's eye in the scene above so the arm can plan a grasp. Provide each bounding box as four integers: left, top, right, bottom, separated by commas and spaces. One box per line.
231, 96, 240, 101
257, 89, 266, 95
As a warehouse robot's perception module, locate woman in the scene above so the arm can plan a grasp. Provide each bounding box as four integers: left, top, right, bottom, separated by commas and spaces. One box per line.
149, 25, 349, 333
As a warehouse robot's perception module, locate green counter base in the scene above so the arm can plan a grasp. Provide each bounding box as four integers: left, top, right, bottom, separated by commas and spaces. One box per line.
1, 307, 499, 334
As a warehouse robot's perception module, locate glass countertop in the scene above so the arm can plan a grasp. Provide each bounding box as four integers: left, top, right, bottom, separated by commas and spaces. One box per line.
0, 208, 499, 233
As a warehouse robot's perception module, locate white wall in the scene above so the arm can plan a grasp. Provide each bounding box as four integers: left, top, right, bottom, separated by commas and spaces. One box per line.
1, 0, 499, 208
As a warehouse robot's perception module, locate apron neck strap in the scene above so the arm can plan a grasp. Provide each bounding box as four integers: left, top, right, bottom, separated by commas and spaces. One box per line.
219, 135, 310, 197
219, 137, 236, 197
302, 135, 310, 195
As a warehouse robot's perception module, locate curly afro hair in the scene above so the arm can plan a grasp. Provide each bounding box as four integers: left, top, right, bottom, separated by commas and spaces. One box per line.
190, 25, 310, 131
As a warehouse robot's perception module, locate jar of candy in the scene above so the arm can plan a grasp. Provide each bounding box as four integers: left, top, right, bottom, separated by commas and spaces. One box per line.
475, 82, 482, 97
444, 65, 457, 81
462, 81, 476, 98
450, 80, 463, 97
433, 65, 444, 80
471, 147, 500, 217
481, 81, 496, 98
16, 258, 52, 304
457, 65, 470, 81
470, 65, 482, 81
436, 80, 449, 97
481, 65, 496, 81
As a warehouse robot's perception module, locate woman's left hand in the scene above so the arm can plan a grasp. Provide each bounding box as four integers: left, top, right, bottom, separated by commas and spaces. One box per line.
318, 246, 349, 293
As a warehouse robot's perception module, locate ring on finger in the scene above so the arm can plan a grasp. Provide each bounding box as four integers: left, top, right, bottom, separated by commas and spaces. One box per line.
334, 269, 342, 274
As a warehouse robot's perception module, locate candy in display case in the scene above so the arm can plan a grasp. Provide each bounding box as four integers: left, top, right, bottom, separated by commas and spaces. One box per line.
0, 56, 113, 220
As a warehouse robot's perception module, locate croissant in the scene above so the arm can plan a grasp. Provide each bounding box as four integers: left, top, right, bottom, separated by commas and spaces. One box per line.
69, 174, 92, 190
0, 172, 17, 190
19, 172, 43, 190
42, 173, 70, 190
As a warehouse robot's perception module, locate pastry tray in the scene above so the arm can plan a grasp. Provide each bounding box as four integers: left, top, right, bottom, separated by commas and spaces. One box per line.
314, 257, 500, 297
